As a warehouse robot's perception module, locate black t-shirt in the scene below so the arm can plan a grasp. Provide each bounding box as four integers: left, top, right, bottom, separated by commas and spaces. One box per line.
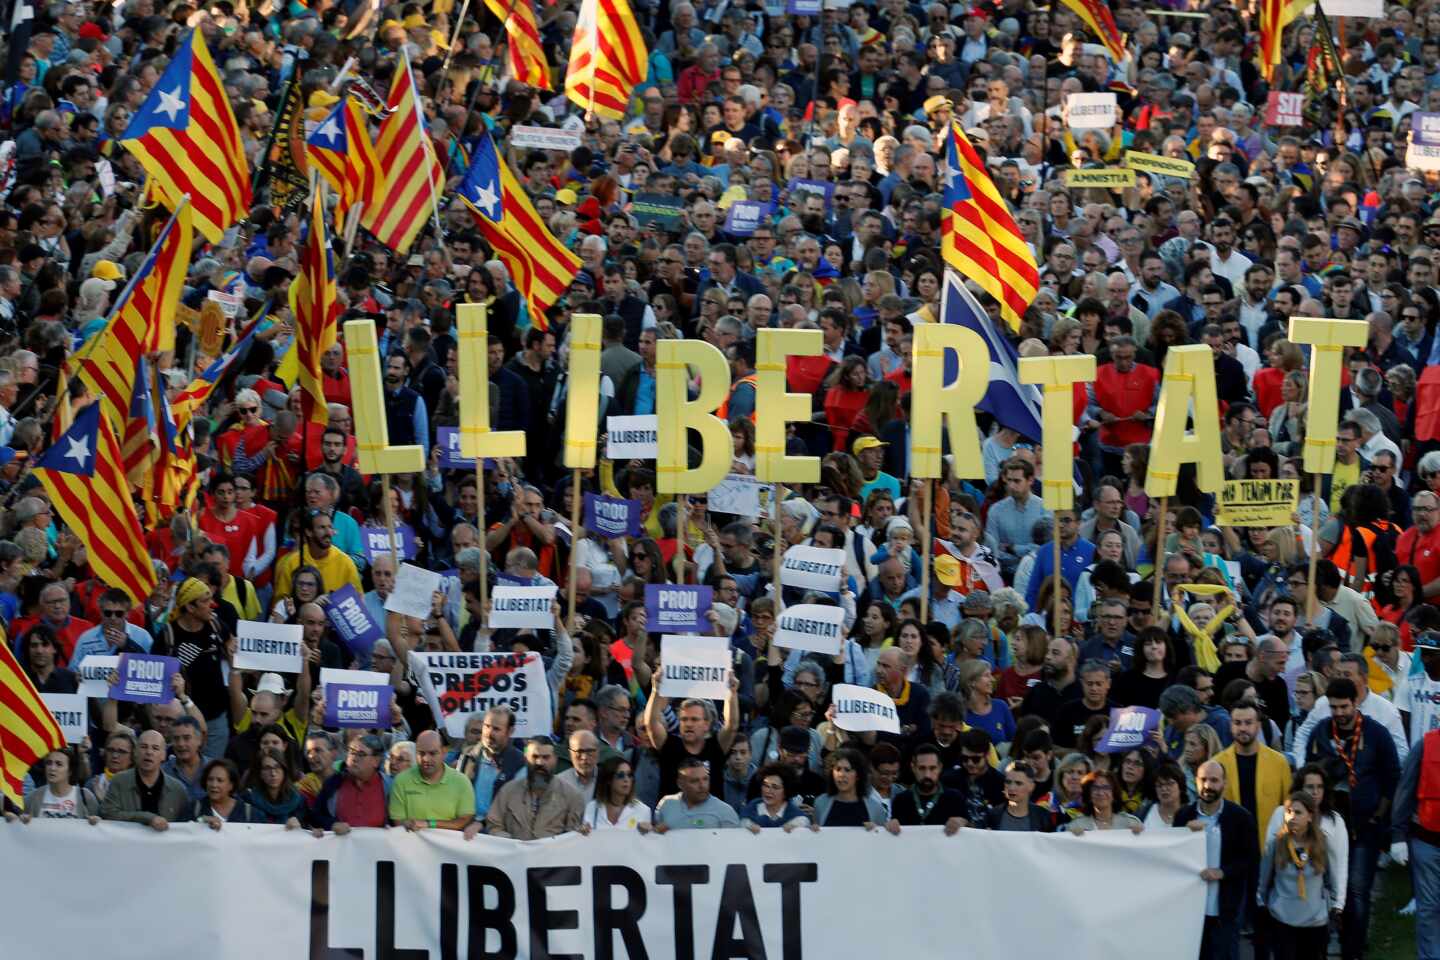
137, 772, 163, 815
1019, 679, 1081, 728
1111, 671, 1173, 711
822, 798, 870, 827
1212, 662, 1291, 727
891, 786, 968, 826
1055, 699, 1115, 749
1234, 751, 1259, 822
657, 734, 728, 799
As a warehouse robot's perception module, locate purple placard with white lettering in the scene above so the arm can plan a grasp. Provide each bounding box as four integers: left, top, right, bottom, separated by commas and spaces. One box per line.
644, 584, 713, 633
786, 178, 835, 212
436, 426, 496, 470
321, 584, 384, 657
362, 523, 417, 562
724, 200, 772, 237
324, 682, 393, 728
108, 654, 179, 704
583, 492, 642, 539
1097, 706, 1160, 753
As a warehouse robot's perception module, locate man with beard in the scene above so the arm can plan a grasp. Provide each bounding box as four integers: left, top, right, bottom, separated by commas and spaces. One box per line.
1212, 702, 1291, 852
1019, 636, 1081, 729
478, 738, 583, 839
382, 353, 428, 450
944, 728, 1003, 822
1175, 761, 1257, 960
315, 428, 365, 510
886, 743, 967, 834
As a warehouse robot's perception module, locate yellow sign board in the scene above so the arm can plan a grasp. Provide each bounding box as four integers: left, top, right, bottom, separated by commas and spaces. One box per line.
1216, 479, 1300, 527
1125, 150, 1196, 179
1063, 168, 1135, 188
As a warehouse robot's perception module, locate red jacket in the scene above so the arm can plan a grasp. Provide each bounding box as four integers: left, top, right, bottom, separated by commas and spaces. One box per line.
1093, 362, 1159, 449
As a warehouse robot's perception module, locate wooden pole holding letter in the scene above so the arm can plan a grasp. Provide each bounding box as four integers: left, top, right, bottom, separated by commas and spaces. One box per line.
566, 469, 583, 633
476, 458, 488, 620
920, 479, 933, 624
380, 474, 401, 570
1053, 510, 1062, 633
772, 484, 784, 613
1152, 496, 1168, 613
1306, 473, 1322, 624
673, 494, 689, 584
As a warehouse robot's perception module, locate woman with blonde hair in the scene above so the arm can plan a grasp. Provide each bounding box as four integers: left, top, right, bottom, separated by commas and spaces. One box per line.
1180, 724, 1223, 799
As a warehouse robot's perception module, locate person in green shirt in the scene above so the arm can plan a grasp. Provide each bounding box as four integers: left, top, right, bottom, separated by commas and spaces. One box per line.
387, 730, 475, 830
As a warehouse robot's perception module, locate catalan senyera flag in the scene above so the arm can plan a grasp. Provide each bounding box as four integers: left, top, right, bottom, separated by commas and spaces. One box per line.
362, 54, 444, 255
116, 29, 251, 244
1058, 0, 1125, 63
565, 0, 647, 120
32, 403, 158, 606
940, 123, 1038, 334
485, 0, 551, 89
459, 128, 581, 332
306, 100, 347, 197
0, 640, 65, 806
293, 195, 339, 424
70, 203, 191, 425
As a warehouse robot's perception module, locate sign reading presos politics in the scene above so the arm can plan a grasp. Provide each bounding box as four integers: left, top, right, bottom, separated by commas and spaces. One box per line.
76, 655, 119, 698
41, 693, 87, 744
234, 621, 304, 673
1066, 92, 1116, 129
489, 584, 557, 629
606, 415, 659, 460
109, 654, 180, 704
509, 124, 583, 151
582, 492, 642, 538
321, 585, 385, 656
384, 563, 442, 620
779, 544, 846, 593
659, 634, 732, 699
773, 603, 847, 655
723, 201, 770, 236
1098, 706, 1161, 753
1264, 90, 1304, 127
830, 684, 900, 734
324, 682, 393, 728
1410, 113, 1440, 172
414, 651, 553, 738
645, 584, 713, 633
362, 523, 417, 562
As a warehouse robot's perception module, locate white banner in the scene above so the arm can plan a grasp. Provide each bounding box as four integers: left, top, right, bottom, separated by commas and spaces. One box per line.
385, 562, 443, 620
234, 621, 304, 674
831, 683, 901, 734
488, 584, 557, 629
605, 414, 659, 459
319, 668, 391, 691
1067, 92, 1116, 129
773, 603, 846, 654
75, 655, 119, 697
779, 544, 845, 593
41, 692, 87, 743
659, 634, 731, 699
709, 473, 768, 518
1315, 0, 1380, 16
509, 124, 583, 151
414, 651, 553, 739
0, 822, 1206, 959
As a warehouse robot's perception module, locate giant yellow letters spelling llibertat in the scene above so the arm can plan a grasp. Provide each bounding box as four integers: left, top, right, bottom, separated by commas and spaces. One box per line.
1146, 344, 1223, 498
1019, 354, 1096, 510
755, 329, 821, 484
456, 302, 526, 460
563, 313, 602, 469
344, 319, 425, 474
655, 340, 730, 493
1288, 318, 1369, 475
908, 324, 989, 479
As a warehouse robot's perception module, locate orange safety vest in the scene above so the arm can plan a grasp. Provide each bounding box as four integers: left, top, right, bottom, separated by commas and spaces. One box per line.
1330, 520, 1395, 594
716, 374, 757, 422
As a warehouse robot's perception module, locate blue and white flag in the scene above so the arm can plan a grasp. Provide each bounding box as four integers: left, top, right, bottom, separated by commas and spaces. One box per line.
939, 270, 1044, 442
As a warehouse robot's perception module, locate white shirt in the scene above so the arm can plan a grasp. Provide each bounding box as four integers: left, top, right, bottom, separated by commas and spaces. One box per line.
1289, 690, 1408, 767
1358, 432, 1402, 466
1210, 248, 1253, 289
1395, 671, 1440, 748
582, 798, 652, 830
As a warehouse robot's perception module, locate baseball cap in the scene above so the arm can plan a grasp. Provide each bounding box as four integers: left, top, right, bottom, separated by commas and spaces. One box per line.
1416, 631, 1440, 650
92, 259, 124, 281
852, 436, 888, 456
934, 554, 962, 586
555, 188, 579, 205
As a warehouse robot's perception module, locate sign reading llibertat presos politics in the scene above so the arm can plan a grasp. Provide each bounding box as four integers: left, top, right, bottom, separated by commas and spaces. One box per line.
773, 603, 847, 655
413, 651, 553, 739
0, 823, 1209, 960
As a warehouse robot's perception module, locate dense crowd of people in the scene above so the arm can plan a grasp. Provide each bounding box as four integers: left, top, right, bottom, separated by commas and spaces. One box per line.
4, 0, 1440, 958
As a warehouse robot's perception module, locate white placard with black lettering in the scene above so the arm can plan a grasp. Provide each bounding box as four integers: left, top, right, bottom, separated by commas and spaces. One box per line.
76, 655, 119, 697
1066, 92, 1116, 129
320, 668, 392, 692
658, 634, 732, 700
605, 415, 659, 459
488, 584, 557, 629
384, 562, 442, 620
1319, 0, 1380, 15
42, 693, 88, 743
779, 544, 846, 593
773, 603, 847, 655
234, 621, 304, 673
830, 684, 901, 734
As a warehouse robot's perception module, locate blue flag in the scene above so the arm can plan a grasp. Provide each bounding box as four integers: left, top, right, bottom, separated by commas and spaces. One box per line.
939, 270, 1043, 442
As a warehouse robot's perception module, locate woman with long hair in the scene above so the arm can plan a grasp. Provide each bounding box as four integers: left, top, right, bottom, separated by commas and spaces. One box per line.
1181, 725, 1223, 799
1112, 628, 1176, 709
851, 379, 901, 438
959, 659, 1015, 748
995, 624, 1046, 709
1269, 370, 1309, 457
1114, 749, 1151, 814
1254, 338, 1306, 418
243, 747, 305, 828
270, 564, 323, 624
8, 745, 97, 822
1140, 760, 1187, 828
853, 601, 896, 675
581, 756, 652, 832
823, 356, 871, 451
1266, 763, 1349, 901
1259, 792, 1337, 959
1377, 565, 1423, 650
194, 758, 256, 828
1050, 753, 1090, 821
812, 748, 887, 827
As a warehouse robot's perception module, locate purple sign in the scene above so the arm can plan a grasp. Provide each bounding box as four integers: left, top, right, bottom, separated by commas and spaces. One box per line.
724, 200, 772, 237
1097, 706, 1161, 753
583, 492, 642, 539
363, 523, 417, 562
644, 584, 713, 632
324, 681, 393, 728
108, 654, 180, 704
321, 584, 384, 657
786, 178, 835, 212
436, 426, 496, 470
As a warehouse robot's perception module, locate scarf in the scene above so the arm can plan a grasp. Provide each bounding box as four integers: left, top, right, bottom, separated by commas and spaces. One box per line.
1331, 719, 1364, 789
1172, 583, 1235, 673
1285, 835, 1311, 899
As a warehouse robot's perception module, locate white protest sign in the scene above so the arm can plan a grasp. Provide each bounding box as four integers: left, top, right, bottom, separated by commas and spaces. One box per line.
414, 651, 553, 738
830, 683, 901, 734
488, 584, 558, 629
1407, 143, 1440, 172
606, 415, 659, 459
773, 603, 847, 655
709, 473, 773, 518
384, 563, 442, 620
207, 289, 242, 318
234, 621, 304, 673
658, 634, 732, 699
1066, 92, 1116, 129
509, 124, 584, 151
1317, 0, 1380, 15
76, 655, 119, 697
779, 544, 846, 593
319, 668, 392, 691
42, 693, 88, 744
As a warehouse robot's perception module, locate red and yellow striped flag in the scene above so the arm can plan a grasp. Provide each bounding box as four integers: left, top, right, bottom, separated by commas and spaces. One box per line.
116, 29, 250, 244
293, 192, 339, 424
32, 403, 158, 606
344, 98, 383, 223
485, 0, 551, 89
940, 123, 1038, 333
1059, 0, 1126, 63
0, 640, 65, 806
564, 0, 647, 119
362, 54, 444, 255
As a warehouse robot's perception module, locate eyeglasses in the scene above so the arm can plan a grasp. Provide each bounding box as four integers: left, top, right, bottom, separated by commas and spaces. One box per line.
101, 609, 128, 619
239, 406, 258, 414
347, 749, 378, 759
106, 746, 132, 755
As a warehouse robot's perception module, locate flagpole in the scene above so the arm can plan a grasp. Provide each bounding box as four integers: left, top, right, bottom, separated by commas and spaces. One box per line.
772, 484, 784, 614
566, 469, 582, 633
439, 0, 472, 78
402, 47, 451, 258
672, 494, 688, 584
1152, 496, 1168, 614
476, 453, 489, 620
919, 479, 932, 624
343, 202, 364, 262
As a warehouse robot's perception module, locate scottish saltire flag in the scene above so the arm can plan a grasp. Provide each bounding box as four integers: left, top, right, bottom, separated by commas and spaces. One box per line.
939, 269, 1043, 442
